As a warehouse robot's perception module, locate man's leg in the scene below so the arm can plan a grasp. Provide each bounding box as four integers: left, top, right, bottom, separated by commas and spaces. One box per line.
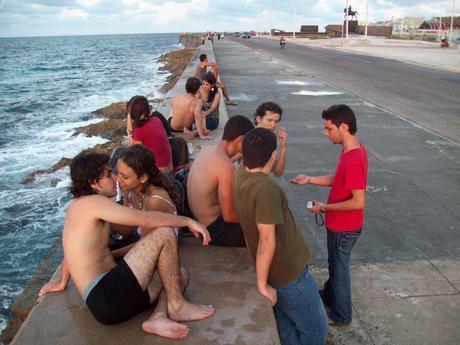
124, 227, 214, 323
141, 268, 190, 339
217, 82, 235, 104
274, 266, 328, 345
324, 229, 361, 324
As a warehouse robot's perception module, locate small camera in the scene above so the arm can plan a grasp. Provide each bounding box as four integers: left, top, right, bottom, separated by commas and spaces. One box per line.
307, 201, 314, 209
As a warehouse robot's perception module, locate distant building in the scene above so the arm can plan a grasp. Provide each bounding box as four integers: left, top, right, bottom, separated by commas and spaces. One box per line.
419, 16, 460, 30
393, 17, 425, 34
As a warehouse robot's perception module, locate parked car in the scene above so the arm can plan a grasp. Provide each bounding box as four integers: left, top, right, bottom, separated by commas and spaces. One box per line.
242, 32, 250, 39
233, 32, 241, 37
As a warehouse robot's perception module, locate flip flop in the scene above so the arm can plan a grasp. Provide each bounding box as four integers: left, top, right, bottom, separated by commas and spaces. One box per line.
226, 101, 237, 106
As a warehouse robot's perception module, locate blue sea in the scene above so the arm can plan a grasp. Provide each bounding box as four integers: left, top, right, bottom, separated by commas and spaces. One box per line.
0, 33, 181, 335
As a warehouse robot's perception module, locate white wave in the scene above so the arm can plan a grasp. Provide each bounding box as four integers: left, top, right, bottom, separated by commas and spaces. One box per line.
276, 80, 323, 86
291, 90, 343, 96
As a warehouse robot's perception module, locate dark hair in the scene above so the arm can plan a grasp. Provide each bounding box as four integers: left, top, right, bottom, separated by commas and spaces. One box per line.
222, 115, 254, 141
254, 102, 283, 125
118, 145, 182, 206
126, 95, 136, 113
199, 54, 207, 62
243, 128, 277, 169
203, 71, 218, 104
129, 96, 151, 128
70, 152, 110, 198
321, 104, 357, 135
185, 77, 201, 95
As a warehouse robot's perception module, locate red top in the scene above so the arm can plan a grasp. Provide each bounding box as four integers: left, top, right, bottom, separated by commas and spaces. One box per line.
326, 144, 368, 232
133, 117, 172, 168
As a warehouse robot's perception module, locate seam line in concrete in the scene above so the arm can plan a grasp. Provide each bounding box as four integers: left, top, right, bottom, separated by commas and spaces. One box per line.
428, 260, 460, 294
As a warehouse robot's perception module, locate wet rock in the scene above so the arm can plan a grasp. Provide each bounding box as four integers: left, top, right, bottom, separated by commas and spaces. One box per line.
73, 119, 126, 140
90, 101, 127, 120
23, 157, 72, 184
158, 47, 197, 94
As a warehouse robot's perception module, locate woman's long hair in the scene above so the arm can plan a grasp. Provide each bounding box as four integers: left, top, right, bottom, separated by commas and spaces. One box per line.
118, 144, 181, 206
203, 72, 218, 104
128, 96, 151, 128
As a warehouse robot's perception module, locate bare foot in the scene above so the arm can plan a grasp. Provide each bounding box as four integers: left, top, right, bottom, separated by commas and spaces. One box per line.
169, 301, 215, 322
183, 127, 196, 140
142, 314, 189, 339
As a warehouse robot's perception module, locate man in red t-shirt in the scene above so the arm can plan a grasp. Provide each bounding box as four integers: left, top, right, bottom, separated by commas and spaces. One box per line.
291, 104, 368, 326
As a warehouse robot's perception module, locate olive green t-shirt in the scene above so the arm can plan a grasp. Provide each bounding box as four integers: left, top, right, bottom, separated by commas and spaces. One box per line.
232, 166, 310, 288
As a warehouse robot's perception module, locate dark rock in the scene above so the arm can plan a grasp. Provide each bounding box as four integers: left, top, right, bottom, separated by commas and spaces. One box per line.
157, 47, 197, 94
90, 101, 127, 120
23, 158, 72, 184
73, 119, 126, 140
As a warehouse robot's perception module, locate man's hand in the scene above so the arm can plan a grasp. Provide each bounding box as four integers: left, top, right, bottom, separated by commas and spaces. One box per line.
290, 174, 311, 185
258, 284, 277, 306
38, 280, 66, 297
277, 127, 288, 148
187, 219, 211, 245
309, 200, 323, 214
199, 134, 213, 140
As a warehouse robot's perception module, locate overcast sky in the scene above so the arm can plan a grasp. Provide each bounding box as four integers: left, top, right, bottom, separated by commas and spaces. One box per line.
0, 0, 457, 37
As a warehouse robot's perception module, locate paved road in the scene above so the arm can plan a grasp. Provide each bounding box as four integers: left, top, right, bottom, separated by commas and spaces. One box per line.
231, 37, 460, 143
213, 39, 460, 263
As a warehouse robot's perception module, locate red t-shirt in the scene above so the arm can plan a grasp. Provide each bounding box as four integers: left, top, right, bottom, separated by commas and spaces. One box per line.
133, 117, 172, 168
326, 144, 368, 232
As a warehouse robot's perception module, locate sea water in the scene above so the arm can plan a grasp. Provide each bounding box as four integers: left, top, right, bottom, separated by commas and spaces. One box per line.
0, 33, 180, 335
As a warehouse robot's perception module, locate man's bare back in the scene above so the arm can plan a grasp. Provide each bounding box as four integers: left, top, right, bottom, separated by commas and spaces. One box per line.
170, 93, 201, 132
188, 145, 234, 226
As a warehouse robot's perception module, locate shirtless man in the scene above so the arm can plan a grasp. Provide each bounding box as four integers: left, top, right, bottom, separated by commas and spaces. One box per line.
187, 115, 254, 246
194, 54, 235, 106
169, 77, 211, 140
39, 152, 214, 339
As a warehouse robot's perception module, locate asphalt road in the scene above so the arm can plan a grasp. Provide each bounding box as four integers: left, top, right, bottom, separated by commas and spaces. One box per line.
231, 37, 460, 143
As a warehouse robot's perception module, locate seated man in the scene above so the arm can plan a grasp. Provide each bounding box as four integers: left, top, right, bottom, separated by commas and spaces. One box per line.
187, 115, 254, 246
232, 128, 328, 345
194, 53, 236, 106
168, 77, 211, 140
39, 152, 214, 340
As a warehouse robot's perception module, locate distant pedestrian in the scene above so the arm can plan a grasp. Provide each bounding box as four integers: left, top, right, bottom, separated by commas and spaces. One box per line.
233, 128, 328, 345
291, 104, 368, 326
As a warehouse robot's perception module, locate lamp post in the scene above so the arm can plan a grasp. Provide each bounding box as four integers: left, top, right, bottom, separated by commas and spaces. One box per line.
269, 1, 272, 36
345, 0, 349, 40
449, 0, 456, 43
293, 0, 297, 39
364, 0, 369, 40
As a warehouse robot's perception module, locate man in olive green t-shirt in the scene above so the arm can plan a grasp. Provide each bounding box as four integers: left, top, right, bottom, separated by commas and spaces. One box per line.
233, 128, 327, 345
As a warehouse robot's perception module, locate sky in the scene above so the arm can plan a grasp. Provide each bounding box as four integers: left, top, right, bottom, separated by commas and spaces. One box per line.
0, 0, 457, 37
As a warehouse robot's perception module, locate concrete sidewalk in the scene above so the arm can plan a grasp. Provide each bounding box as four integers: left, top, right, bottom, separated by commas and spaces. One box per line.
264, 35, 460, 73
214, 38, 460, 345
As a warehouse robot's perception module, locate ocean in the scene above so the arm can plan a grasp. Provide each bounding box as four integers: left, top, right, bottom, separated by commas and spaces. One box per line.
0, 33, 180, 335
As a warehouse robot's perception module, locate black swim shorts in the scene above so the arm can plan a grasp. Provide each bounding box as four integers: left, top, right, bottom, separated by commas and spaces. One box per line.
85, 258, 151, 325
207, 215, 246, 247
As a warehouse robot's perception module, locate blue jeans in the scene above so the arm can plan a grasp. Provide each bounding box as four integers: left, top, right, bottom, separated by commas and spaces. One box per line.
274, 266, 328, 345
322, 229, 361, 323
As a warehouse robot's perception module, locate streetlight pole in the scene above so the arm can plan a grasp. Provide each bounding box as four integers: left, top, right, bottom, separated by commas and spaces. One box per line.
293, 0, 297, 39
449, 0, 456, 43
269, 1, 272, 36
365, 0, 369, 40
345, 0, 349, 40
439, 2, 444, 40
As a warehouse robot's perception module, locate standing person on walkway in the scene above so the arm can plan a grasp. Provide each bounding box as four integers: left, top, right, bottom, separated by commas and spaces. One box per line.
254, 102, 287, 176
291, 104, 368, 326
233, 128, 328, 345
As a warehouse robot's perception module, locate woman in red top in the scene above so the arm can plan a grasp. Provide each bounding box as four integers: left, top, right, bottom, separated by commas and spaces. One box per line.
129, 96, 173, 173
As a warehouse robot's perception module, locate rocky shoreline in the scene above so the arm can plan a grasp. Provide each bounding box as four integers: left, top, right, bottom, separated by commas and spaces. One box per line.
1, 43, 198, 344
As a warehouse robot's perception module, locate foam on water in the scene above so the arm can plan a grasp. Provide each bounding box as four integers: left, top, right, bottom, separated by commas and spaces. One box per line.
0, 33, 180, 335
